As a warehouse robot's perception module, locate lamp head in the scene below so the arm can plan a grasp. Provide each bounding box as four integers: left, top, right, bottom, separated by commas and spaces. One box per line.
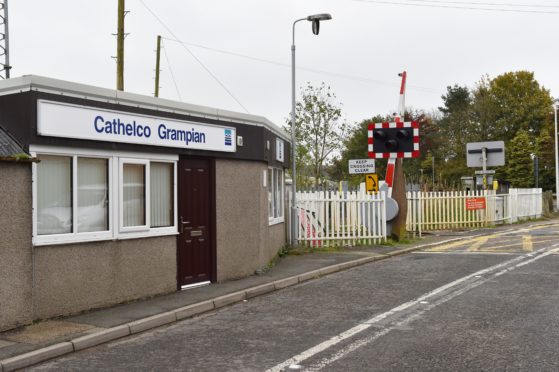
307, 13, 332, 35
307, 13, 332, 21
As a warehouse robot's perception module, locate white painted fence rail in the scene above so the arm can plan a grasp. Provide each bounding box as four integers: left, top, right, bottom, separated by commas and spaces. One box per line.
294, 190, 387, 247
407, 188, 543, 235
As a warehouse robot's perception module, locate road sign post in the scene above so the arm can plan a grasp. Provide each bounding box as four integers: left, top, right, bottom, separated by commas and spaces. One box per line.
467, 141, 505, 190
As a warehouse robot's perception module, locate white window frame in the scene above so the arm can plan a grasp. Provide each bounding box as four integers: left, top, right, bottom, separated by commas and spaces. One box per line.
119, 158, 150, 233
268, 167, 285, 225
149, 161, 177, 230
30, 145, 178, 246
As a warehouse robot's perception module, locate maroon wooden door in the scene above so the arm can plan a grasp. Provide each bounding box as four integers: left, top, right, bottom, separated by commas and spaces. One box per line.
177, 158, 214, 287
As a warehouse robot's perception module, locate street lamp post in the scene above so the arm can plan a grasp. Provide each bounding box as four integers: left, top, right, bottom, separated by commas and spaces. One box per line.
554, 99, 559, 211
290, 13, 332, 246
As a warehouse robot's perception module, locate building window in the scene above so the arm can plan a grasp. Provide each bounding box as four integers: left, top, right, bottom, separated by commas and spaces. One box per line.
37, 155, 73, 235
77, 157, 109, 233
121, 162, 147, 229
151, 162, 174, 228
268, 167, 284, 225
32, 147, 177, 246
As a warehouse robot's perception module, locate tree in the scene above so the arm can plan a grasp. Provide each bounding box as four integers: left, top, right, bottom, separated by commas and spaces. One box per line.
433, 72, 553, 187
471, 75, 499, 141
481, 71, 553, 141
284, 82, 348, 187
535, 124, 556, 191
402, 109, 438, 187
330, 115, 385, 186
506, 130, 534, 188
437, 85, 475, 167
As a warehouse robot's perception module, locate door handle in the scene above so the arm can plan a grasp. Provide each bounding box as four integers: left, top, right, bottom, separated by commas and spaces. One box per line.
180, 216, 190, 233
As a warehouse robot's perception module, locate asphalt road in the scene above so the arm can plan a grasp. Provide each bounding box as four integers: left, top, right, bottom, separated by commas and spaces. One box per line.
28, 223, 559, 371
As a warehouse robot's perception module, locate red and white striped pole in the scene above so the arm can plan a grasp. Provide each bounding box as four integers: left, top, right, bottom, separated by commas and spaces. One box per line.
385, 71, 407, 197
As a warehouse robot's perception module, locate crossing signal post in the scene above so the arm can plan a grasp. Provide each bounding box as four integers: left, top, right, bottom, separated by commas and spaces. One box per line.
368, 120, 420, 240
368, 122, 420, 160
366, 72, 420, 240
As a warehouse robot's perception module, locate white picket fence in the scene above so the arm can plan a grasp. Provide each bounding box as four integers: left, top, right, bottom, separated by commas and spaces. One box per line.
406, 188, 543, 235
288, 188, 542, 246
293, 190, 387, 247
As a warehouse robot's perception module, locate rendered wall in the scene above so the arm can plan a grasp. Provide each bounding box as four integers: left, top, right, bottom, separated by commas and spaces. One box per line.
33, 236, 176, 320
0, 163, 33, 331
215, 160, 286, 281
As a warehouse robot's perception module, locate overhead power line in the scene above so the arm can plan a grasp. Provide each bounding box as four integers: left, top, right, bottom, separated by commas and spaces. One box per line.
161, 37, 441, 94
161, 40, 183, 101
400, 0, 559, 8
353, 0, 559, 14
136, 0, 250, 113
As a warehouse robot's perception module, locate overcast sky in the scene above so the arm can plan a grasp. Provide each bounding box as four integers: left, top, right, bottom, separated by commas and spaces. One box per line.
9, 0, 559, 129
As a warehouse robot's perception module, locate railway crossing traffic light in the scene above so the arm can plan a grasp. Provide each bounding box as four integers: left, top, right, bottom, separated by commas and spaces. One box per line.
368, 121, 419, 159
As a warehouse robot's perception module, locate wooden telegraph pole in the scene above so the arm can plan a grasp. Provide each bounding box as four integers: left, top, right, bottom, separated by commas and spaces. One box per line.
116, 0, 125, 91
390, 72, 409, 240
154, 35, 161, 97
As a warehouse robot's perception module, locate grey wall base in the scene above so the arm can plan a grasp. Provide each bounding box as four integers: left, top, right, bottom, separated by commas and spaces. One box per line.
0, 163, 33, 331
216, 160, 285, 281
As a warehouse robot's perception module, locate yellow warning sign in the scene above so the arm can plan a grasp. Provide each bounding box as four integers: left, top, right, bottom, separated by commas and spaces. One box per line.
366, 174, 378, 193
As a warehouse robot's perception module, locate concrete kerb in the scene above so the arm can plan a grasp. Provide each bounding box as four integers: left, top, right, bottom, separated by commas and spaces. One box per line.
175, 300, 215, 320
0, 231, 516, 370
72, 325, 131, 351
245, 283, 276, 299
273, 275, 299, 289
1, 342, 74, 372
213, 291, 246, 309
297, 269, 323, 283
128, 311, 177, 335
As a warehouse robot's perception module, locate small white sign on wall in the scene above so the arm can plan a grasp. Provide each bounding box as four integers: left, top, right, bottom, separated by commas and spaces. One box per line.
276, 138, 285, 162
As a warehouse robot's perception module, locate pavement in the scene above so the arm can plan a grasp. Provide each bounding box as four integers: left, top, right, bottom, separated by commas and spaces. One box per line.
1, 217, 557, 372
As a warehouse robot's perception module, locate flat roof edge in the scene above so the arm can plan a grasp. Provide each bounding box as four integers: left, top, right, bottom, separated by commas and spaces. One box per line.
0, 75, 290, 142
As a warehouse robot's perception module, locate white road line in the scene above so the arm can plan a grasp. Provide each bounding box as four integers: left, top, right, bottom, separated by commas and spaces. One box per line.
266, 244, 559, 372
414, 251, 520, 256
304, 274, 491, 371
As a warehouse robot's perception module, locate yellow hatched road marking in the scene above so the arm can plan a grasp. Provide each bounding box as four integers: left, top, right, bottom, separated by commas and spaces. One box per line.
424, 224, 559, 253
467, 237, 489, 252
428, 233, 500, 252
427, 240, 470, 252
468, 237, 558, 252
522, 235, 533, 252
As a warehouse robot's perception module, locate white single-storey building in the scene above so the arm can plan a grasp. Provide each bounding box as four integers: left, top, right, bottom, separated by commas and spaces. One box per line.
0, 75, 289, 331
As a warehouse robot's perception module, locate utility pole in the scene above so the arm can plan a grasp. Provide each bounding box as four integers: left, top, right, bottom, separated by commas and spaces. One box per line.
116, 0, 125, 90
0, 0, 10, 79
533, 155, 539, 188
432, 153, 435, 187
390, 71, 408, 241
154, 35, 161, 97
